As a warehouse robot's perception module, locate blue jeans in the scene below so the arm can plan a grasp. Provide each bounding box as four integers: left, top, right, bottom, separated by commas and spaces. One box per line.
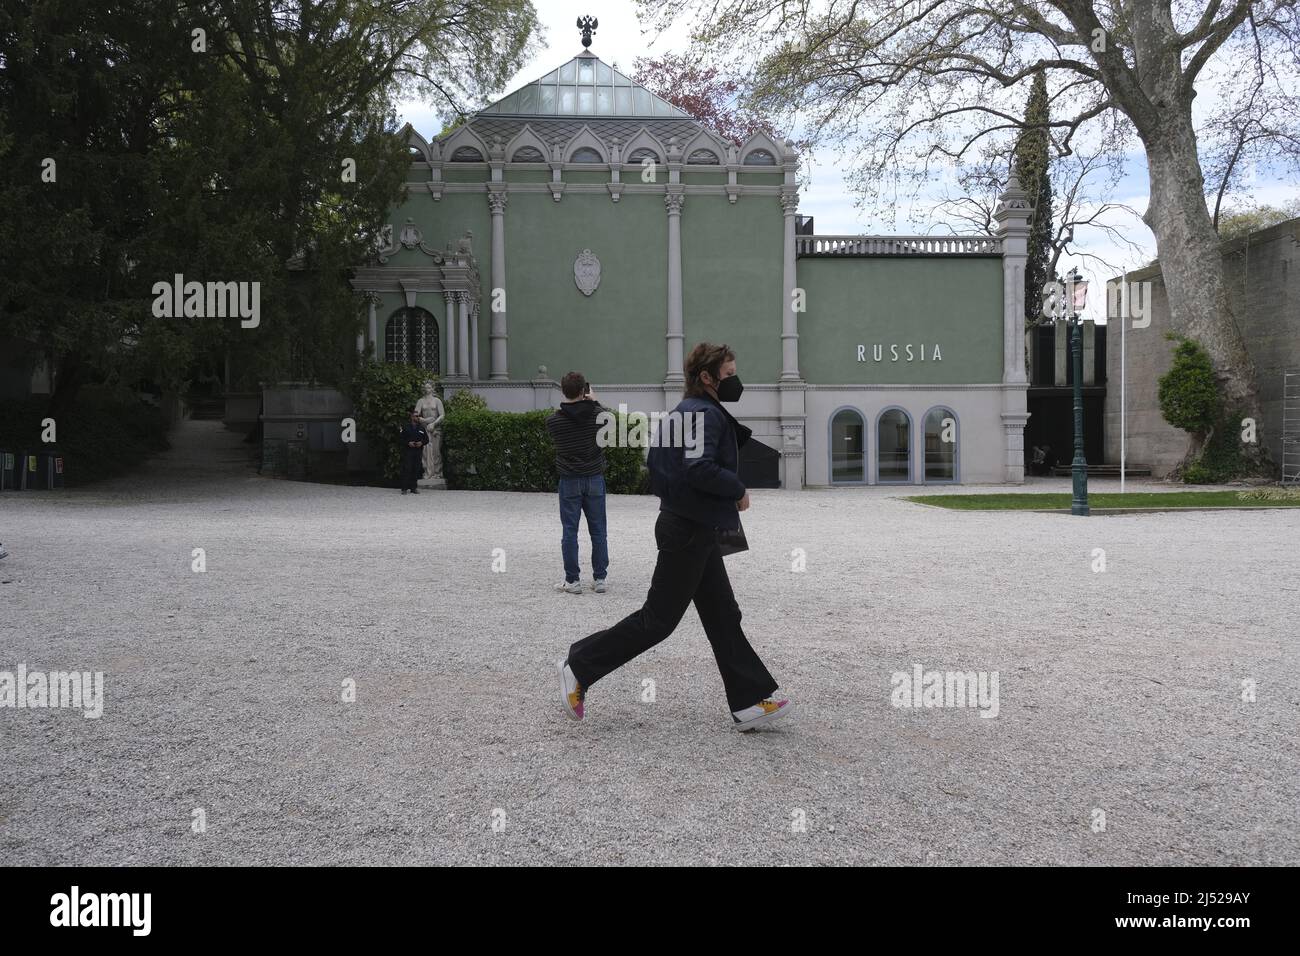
559, 475, 608, 583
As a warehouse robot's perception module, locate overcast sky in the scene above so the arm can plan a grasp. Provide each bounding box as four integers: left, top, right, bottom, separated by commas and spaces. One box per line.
397, 0, 1298, 322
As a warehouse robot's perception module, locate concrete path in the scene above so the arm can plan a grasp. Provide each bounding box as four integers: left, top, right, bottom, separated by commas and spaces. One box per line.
1, 419, 1296, 865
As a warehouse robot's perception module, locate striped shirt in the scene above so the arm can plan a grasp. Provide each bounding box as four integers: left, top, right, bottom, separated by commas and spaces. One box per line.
545, 399, 607, 477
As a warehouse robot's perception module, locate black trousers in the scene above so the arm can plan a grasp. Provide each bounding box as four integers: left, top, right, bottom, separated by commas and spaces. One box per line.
400, 448, 422, 491
567, 510, 778, 713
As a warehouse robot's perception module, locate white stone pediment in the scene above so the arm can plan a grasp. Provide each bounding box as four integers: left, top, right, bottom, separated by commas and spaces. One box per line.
739, 130, 786, 166
618, 127, 668, 167
505, 124, 550, 163
440, 125, 491, 162
562, 125, 609, 164
680, 128, 731, 163
400, 123, 433, 163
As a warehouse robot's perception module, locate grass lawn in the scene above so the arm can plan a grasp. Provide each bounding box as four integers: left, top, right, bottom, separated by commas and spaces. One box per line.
906, 491, 1300, 511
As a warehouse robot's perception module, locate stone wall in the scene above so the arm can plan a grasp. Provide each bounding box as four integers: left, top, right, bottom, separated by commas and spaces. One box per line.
1104, 217, 1299, 476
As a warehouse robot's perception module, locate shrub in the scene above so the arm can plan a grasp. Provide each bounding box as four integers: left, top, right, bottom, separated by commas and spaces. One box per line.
443, 407, 649, 493
0, 387, 169, 486
1182, 408, 1249, 483
445, 389, 488, 413
1158, 336, 1220, 436
348, 360, 436, 480
1156, 336, 1259, 483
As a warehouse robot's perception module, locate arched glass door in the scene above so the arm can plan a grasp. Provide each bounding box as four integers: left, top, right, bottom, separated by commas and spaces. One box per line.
876, 408, 912, 483
923, 407, 958, 482
830, 408, 866, 483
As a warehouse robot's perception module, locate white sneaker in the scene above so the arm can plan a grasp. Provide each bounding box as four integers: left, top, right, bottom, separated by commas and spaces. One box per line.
554, 581, 582, 595
557, 660, 585, 720
593, 578, 607, 593
731, 698, 793, 732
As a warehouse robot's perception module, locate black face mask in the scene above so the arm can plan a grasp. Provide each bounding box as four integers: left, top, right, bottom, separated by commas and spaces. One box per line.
715, 374, 744, 403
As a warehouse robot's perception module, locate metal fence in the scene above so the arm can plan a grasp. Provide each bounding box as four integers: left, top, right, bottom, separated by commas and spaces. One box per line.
1284, 368, 1300, 484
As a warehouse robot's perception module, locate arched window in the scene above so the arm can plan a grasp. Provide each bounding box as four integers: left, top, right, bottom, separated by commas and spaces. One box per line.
408, 145, 427, 161
449, 146, 484, 162
627, 147, 660, 165
743, 148, 778, 165
385, 307, 440, 372
923, 408, 958, 482
511, 146, 546, 163
830, 408, 866, 483
876, 408, 912, 483
687, 148, 720, 165
570, 146, 604, 163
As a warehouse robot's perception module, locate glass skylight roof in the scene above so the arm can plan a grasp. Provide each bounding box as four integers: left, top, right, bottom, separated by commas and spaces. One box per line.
479, 53, 691, 119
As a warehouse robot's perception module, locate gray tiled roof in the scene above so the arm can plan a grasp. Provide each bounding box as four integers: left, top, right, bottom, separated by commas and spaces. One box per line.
446, 116, 715, 149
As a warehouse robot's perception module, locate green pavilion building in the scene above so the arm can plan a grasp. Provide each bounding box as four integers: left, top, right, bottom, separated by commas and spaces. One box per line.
338, 45, 1036, 488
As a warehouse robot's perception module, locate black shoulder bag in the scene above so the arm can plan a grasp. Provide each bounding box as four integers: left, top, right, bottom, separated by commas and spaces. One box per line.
715, 402, 751, 557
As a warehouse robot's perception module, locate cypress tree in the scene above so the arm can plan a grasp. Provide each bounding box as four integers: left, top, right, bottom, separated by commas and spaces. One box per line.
1013, 72, 1054, 346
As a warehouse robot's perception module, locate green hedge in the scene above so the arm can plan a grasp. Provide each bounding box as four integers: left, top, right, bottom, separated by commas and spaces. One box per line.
347, 360, 436, 481
0, 387, 170, 486
443, 408, 650, 494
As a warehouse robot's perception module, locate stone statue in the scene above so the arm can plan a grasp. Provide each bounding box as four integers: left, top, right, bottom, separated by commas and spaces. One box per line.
414, 380, 445, 481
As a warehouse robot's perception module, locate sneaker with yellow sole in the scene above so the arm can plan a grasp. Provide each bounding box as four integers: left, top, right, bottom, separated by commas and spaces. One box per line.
731, 698, 792, 731
557, 660, 585, 720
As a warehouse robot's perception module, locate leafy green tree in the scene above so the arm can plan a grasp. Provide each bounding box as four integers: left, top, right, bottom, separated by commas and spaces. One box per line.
1215, 200, 1300, 241
0, 0, 539, 413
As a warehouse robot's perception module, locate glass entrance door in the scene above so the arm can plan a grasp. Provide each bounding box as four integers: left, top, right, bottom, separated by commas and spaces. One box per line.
830, 409, 865, 482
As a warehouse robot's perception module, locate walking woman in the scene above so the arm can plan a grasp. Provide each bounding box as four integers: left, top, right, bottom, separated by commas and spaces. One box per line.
557, 343, 791, 732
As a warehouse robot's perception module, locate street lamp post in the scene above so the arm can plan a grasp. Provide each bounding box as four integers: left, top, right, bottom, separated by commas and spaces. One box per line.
1066, 268, 1090, 516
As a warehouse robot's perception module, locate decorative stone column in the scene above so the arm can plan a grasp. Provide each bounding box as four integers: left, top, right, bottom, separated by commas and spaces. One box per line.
487, 189, 509, 379
664, 188, 686, 386
456, 291, 471, 380
470, 304, 480, 381
443, 290, 457, 377
780, 190, 801, 381
775, 141, 807, 488
995, 174, 1033, 483
367, 295, 378, 359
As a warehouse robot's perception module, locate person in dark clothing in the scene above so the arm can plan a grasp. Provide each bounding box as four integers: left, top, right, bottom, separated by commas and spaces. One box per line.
399, 409, 427, 495
556, 343, 791, 732
545, 372, 609, 593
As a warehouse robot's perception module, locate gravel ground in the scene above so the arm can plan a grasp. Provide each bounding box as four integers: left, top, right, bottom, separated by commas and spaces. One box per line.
1, 420, 1296, 866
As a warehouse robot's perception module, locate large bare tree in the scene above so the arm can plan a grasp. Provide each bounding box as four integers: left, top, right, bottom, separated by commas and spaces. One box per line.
641, 0, 1300, 471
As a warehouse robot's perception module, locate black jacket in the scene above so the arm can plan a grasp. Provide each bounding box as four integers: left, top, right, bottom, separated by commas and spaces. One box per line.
545, 398, 607, 477
399, 423, 427, 452
648, 395, 751, 531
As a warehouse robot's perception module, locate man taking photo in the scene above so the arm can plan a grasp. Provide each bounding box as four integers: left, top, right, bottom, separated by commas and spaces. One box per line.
545, 372, 609, 594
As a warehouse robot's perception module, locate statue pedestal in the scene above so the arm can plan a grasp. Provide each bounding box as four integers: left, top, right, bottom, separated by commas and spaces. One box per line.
419, 477, 447, 490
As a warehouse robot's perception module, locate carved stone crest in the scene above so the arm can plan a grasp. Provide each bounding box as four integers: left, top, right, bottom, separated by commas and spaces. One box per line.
574, 249, 601, 296
398, 219, 423, 249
